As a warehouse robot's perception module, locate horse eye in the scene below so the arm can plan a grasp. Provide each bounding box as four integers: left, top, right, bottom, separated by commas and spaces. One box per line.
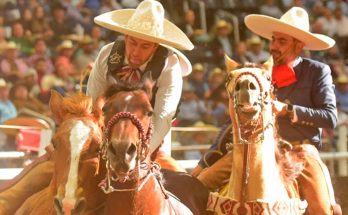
266, 75, 271, 81
147, 111, 153, 117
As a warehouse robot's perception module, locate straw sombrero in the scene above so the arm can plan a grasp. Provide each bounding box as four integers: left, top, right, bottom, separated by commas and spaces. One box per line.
244, 7, 335, 51
94, 0, 194, 51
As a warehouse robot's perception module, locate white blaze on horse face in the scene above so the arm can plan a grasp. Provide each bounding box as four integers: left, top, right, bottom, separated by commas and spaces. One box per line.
123, 95, 133, 111
64, 120, 91, 201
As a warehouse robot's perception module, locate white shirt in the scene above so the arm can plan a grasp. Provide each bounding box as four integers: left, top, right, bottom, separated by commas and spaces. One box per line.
87, 42, 191, 152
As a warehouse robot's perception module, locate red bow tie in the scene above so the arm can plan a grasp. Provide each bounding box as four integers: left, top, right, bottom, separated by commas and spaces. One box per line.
272, 64, 297, 88
117, 66, 142, 82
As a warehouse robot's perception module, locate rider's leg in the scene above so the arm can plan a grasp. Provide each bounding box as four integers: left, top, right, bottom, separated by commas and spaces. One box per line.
196, 152, 233, 191
294, 144, 342, 215
0, 152, 54, 215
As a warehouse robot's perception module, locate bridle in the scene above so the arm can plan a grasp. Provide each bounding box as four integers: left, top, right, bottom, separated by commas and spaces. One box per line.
99, 111, 153, 194
227, 70, 274, 211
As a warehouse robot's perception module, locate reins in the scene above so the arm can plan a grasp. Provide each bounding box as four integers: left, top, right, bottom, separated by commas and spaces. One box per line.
99, 111, 154, 194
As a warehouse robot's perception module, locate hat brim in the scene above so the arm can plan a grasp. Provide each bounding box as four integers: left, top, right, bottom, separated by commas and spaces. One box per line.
160, 44, 192, 76
245, 14, 335, 51
94, 9, 194, 51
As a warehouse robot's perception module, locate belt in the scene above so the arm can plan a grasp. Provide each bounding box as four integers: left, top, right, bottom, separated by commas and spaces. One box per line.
290, 139, 314, 146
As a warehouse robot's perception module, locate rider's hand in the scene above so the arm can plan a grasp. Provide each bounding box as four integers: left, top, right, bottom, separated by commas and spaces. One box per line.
190, 165, 203, 177
272, 100, 288, 117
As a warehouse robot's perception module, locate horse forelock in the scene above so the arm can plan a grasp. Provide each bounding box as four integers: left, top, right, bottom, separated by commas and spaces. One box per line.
104, 82, 150, 100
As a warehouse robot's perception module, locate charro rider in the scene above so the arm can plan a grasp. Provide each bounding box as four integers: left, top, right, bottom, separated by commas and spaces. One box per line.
192, 7, 342, 215
0, 0, 209, 214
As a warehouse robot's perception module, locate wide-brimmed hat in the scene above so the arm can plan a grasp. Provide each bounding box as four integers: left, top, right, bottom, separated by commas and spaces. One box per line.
57, 40, 74, 52
336, 75, 348, 84
247, 35, 264, 46
4, 41, 19, 50
0, 78, 10, 88
244, 7, 335, 50
94, 0, 193, 51
214, 19, 233, 34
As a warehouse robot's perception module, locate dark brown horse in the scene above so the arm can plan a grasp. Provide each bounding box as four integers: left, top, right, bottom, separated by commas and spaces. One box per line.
15, 90, 105, 215
99, 83, 209, 215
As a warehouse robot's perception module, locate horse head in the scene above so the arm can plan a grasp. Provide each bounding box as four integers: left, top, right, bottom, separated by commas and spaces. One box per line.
101, 82, 153, 183
49, 90, 104, 215
225, 55, 274, 143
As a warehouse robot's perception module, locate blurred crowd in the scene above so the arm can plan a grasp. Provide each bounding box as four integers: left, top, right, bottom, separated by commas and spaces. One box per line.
0, 0, 347, 155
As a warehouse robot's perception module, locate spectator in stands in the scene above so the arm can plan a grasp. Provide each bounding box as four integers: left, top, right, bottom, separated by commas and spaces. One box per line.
327, 0, 348, 17
73, 36, 98, 72
22, 68, 40, 98
33, 57, 49, 92
335, 74, 348, 113
176, 81, 208, 126
206, 83, 229, 127
0, 26, 8, 55
41, 57, 76, 96
0, 41, 28, 83
184, 121, 216, 160
209, 19, 234, 68
8, 21, 33, 56
316, 8, 337, 38
260, 0, 283, 18
20, 8, 33, 37
333, 7, 348, 60
231, 41, 252, 64
323, 45, 346, 79
48, 2, 77, 47
90, 25, 106, 50
54, 40, 77, 76
27, 38, 54, 74
205, 67, 225, 99
0, 78, 16, 151
30, 5, 53, 41
179, 9, 203, 42
245, 34, 270, 64
188, 63, 209, 99
98, 0, 123, 14
9, 81, 48, 115
0, 78, 17, 124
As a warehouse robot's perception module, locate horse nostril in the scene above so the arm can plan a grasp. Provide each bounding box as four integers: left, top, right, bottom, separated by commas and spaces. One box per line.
127, 143, 136, 156
54, 196, 63, 215
74, 197, 86, 215
249, 82, 256, 90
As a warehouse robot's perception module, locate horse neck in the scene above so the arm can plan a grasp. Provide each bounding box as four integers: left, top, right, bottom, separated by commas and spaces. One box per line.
81, 161, 106, 212
228, 121, 289, 202
105, 173, 170, 214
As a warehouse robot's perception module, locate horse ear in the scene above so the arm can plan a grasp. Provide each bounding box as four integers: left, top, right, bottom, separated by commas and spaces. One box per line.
224, 54, 239, 72
49, 90, 64, 123
143, 79, 154, 99
263, 57, 273, 71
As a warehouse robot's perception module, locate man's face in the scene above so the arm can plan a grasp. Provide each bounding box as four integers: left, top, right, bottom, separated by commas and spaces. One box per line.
125, 36, 159, 69
270, 32, 304, 66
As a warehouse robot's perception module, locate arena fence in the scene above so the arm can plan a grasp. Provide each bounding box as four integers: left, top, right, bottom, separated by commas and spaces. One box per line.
1, 126, 348, 181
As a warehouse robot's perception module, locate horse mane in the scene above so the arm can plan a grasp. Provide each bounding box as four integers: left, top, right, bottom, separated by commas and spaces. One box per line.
62, 92, 94, 117
274, 134, 305, 185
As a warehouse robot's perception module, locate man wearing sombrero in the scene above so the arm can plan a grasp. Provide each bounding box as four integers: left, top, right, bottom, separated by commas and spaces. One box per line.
192, 7, 342, 215
87, 0, 193, 155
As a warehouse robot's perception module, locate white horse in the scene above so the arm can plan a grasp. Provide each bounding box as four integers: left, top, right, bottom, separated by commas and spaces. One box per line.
207, 56, 307, 215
